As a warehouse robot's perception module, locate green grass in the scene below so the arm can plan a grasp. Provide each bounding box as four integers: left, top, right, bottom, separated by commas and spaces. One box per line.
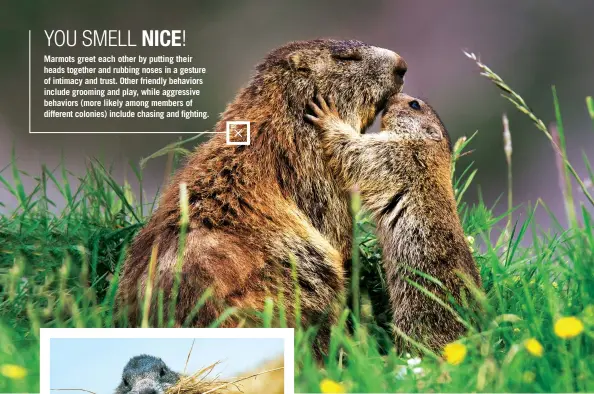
1, 57, 594, 393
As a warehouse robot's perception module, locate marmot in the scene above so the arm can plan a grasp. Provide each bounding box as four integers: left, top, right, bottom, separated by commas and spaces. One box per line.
115, 355, 180, 394
117, 40, 407, 353
306, 94, 482, 351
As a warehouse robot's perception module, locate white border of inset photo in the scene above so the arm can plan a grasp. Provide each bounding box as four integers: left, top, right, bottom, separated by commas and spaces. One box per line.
40, 328, 294, 394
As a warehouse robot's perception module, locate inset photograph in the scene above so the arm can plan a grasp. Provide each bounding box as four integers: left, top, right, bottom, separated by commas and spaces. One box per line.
41, 328, 292, 394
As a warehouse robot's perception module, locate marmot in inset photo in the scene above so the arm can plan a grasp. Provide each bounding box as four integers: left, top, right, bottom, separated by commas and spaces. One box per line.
306, 94, 482, 351
117, 39, 407, 354
115, 355, 180, 394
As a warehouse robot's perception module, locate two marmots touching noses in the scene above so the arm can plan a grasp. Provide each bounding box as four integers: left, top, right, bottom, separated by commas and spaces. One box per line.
117, 39, 481, 356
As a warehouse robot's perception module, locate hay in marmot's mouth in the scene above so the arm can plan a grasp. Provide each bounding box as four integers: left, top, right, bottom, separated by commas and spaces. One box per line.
165, 361, 228, 394
165, 358, 285, 394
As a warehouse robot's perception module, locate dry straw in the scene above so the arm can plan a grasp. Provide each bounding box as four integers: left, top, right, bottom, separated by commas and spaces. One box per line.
165, 364, 284, 394
166, 338, 284, 394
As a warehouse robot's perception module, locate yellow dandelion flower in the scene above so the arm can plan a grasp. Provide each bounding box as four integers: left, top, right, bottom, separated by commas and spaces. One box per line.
554, 316, 584, 339
552, 282, 558, 289
320, 378, 346, 393
443, 342, 467, 365
0, 364, 27, 380
524, 338, 544, 357
466, 235, 475, 245
523, 371, 536, 383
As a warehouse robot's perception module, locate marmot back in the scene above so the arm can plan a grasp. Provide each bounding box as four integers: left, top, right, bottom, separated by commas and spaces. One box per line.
116, 39, 407, 356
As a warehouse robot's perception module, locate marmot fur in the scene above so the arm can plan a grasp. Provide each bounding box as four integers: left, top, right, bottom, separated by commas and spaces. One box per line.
307, 94, 481, 352
115, 355, 180, 394
117, 39, 407, 354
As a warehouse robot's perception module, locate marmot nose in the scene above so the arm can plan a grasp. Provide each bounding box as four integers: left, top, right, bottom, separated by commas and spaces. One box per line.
394, 55, 408, 83
138, 389, 157, 394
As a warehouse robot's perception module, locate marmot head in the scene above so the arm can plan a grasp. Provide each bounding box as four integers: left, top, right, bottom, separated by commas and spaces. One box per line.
114, 355, 180, 394
381, 93, 452, 152
254, 39, 407, 132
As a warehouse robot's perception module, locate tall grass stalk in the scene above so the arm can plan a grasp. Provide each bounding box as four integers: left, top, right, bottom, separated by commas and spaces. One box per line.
168, 182, 190, 327
464, 51, 594, 208
141, 244, 159, 328
350, 186, 362, 325
552, 86, 578, 228
502, 113, 513, 233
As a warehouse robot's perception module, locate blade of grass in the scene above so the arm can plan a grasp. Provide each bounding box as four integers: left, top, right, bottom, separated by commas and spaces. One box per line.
139, 133, 207, 169
350, 186, 361, 325
587, 96, 594, 130
168, 182, 190, 327
552, 86, 577, 228
91, 160, 141, 223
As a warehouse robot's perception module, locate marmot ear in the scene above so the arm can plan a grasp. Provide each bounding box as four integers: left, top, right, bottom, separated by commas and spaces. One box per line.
426, 126, 443, 141
286, 52, 311, 74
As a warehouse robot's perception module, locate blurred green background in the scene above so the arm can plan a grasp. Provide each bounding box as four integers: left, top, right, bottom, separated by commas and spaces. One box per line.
1, 0, 593, 229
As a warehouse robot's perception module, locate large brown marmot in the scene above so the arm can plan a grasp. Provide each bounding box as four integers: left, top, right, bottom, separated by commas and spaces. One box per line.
307, 94, 482, 352
117, 40, 407, 353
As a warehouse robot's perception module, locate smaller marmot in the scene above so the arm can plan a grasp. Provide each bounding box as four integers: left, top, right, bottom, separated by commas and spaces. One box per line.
115, 355, 180, 394
306, 94, 482, 352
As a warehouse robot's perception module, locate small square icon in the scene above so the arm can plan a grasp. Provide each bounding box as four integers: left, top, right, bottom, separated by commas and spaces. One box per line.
226, 121, 251, 145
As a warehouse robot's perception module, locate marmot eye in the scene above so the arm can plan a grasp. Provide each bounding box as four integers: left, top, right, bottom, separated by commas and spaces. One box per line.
332, 52, 363, 61
123, 379, 129, 387
409, 100, 421, 110
160, 368, 166, 377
